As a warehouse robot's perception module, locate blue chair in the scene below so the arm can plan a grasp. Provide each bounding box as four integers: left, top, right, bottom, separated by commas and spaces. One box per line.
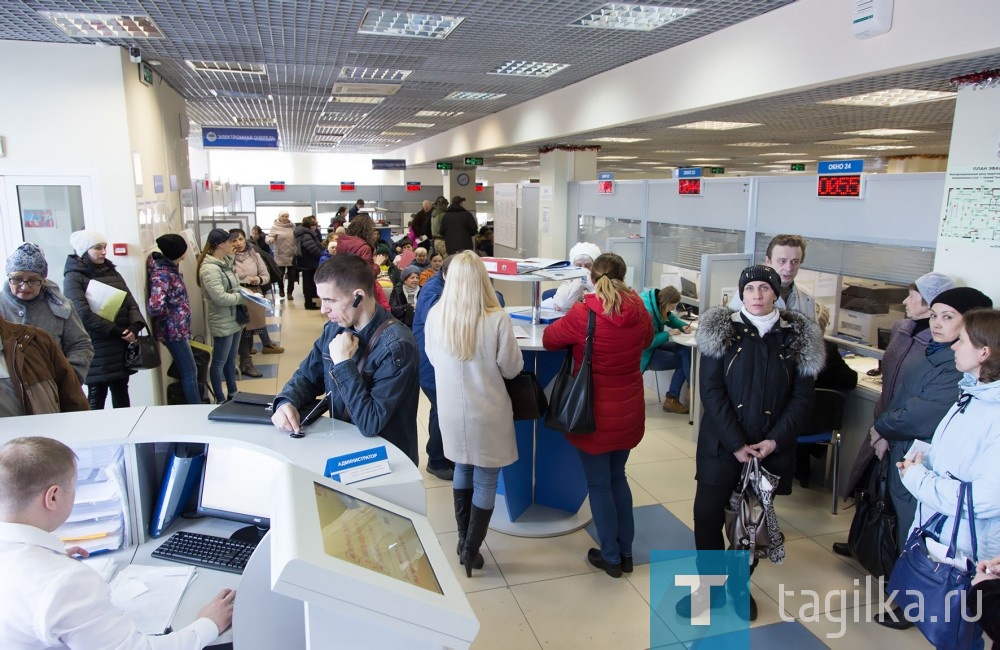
541, 288, 557, 301
796, 388, 847, 514
643, 354, 681, 404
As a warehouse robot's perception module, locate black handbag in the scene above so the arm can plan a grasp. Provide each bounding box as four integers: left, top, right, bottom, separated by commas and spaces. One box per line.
544, 309, 596, 434
887, 481, 982, 648
124, 334, 161, 370
505, 372, 548, 420
847, 454, 898, 578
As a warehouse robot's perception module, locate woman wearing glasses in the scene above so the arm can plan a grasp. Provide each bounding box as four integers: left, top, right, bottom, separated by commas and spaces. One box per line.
1, 243, 94, 384
63, 230, 147, 409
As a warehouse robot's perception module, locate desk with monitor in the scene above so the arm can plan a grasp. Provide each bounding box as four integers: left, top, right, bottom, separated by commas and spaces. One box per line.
0, 405, 478, 649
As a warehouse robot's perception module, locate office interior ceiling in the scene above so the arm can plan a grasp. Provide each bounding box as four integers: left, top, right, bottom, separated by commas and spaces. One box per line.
1, 1, 998, 172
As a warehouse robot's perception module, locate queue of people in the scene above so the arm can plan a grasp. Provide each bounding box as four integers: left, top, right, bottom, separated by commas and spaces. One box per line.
2, 222, 999, 647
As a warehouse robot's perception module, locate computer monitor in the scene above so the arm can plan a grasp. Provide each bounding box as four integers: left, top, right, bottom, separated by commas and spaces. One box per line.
271, 463, 479, 648
681, 276, 699, 301
196, 444, 285, 542
877, 327, 893, 351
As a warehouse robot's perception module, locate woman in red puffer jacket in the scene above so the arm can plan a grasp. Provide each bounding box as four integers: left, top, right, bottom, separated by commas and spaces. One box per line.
543, 253, 653, 578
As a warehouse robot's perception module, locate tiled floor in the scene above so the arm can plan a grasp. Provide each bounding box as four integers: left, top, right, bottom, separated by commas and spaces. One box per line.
239, 294, 935, 649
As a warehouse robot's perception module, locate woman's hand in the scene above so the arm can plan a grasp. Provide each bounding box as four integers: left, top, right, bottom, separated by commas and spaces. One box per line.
733, 445, 757, 463
682, 325, 693, 334
974, 557, 1000, 585
121, 330, 137, 344
749, 439, 777, 459
897, 451, 923, 477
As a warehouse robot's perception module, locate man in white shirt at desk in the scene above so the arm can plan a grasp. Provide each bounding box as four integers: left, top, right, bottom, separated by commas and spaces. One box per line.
727, 233, 829, 326
0, 436, 234, 649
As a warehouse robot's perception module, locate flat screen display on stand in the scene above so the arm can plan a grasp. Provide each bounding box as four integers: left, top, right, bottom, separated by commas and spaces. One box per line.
196, 445, 285, 542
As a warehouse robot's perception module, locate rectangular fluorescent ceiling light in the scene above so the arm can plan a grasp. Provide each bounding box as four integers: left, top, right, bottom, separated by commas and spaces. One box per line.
856, 145, 916, 151
381, 131, 414, 136
358, 10, 465, 39
339, 67, 412, 82
686, 158, 731, 162
39, 11, 164, 38
821, 154, 867, 159
636, 162, 663, 165
759, 152, 807, 156
495, 153, 533, 158
489, 60, 570, 77
775, 159, 815, 163
654, 166, 677, 170
444, 91, 506, 101
670, 121, 761, 130
726, 142, 790, 147
821, 88, 956, 107
654, 149, 691, 153
571, 4, 697, 31
844, 128, 932, 136
416, 110, 464, 117
328, 96, 384, 104
332, 82, 400, 96
499, 161, 529, 165
817, 137, 902, 146
187, 61, 266, 75
396, 122, 434, 128
589, 137, 649, 143
210, 89, 268, 100
597, 155, 636, 160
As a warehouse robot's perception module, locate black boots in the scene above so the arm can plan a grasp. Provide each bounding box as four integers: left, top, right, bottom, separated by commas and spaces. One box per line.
460, 504, 493, 577
453, 489, 474, 556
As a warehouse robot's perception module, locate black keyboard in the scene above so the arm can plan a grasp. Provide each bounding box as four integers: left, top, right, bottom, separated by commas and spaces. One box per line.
151, 531, 258, 574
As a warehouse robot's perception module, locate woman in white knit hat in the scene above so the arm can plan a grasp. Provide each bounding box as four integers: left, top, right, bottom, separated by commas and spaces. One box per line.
62, 229, 147, 409
551, 242, 601, 312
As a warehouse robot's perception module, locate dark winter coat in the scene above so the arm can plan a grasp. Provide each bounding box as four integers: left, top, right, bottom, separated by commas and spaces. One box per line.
439, 205, 477, 255
542, 291, 654, 455
146, 253, 191, 343
695, 307, 825, 495
388, 285, 417, 327
63, 255, 146, 384
843, 317, 932, 498
294, 225, 324, 270
412, 271, 444, 391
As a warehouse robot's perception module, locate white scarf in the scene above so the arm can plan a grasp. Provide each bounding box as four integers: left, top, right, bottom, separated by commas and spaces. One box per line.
403, 285, 420, 306
740, 307, 780, 336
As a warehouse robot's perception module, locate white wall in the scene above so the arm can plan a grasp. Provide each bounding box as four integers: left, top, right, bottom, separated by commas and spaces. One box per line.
389, 0, 1000, 164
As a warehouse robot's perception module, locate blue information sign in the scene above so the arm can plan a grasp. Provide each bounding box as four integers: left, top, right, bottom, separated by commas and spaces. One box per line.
675, 167, 703, 178
818, 159, 864, 174
202, 127, 279, 149
372, 159, 407, 171
597, 172, 614, 181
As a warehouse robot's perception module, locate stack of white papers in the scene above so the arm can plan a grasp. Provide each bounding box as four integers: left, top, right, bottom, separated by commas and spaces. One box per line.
57, 445, 129, 554
110, 565, 197, 635
81, 556, 119, 583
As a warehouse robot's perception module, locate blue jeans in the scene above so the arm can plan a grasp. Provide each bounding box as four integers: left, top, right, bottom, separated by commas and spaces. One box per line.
163, 340, 202, 404
422, 388, 453, 470
577, 448, 633, 564
210, 332, 241, 400
650, 341, 691, 397
453, 464, 501, 509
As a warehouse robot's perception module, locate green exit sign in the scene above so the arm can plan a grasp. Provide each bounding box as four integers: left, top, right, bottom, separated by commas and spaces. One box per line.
710, 167, 725, 174
464, 157, 484, 166
790, 163, 806, 171
436, 162, 453, 170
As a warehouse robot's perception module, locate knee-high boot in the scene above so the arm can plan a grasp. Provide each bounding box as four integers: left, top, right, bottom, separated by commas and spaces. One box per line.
453, 489, 474, 556
461, 505, 493, 577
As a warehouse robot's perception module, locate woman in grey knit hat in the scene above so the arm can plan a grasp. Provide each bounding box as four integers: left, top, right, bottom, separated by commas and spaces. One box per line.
0, 243, 93, 383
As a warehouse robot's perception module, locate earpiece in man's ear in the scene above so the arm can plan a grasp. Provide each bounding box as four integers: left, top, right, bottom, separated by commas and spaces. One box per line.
352, 293, 363, 308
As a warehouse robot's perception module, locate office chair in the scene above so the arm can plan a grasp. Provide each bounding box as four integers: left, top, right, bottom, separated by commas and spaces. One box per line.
643, 354, 681, 404
796, 388, 847, 514
541, 288, 557, 301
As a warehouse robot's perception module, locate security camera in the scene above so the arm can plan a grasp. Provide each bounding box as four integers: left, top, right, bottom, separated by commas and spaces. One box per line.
129, 47, 141, 64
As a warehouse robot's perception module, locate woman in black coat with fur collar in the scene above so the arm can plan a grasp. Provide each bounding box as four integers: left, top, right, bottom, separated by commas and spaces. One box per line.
681, 265, 824, 622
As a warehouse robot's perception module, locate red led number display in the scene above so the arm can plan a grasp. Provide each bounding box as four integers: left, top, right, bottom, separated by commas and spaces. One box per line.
817, 174, 862, 198
678, 178, 702, 195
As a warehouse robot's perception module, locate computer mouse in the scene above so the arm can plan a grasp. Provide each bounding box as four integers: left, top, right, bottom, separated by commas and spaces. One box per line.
289, 431, 305, 439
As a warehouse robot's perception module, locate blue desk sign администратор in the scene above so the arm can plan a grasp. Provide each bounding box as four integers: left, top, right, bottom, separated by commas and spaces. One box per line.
324, 446, 392, 484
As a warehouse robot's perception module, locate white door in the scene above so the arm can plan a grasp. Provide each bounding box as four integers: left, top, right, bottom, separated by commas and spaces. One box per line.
1, 176, 94, 284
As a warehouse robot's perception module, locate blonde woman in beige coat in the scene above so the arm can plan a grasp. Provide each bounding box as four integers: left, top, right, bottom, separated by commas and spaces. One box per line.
425, 250, 523, 577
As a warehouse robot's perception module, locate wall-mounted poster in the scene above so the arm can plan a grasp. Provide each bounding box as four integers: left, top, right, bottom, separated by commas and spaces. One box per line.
23, 209, 56, 228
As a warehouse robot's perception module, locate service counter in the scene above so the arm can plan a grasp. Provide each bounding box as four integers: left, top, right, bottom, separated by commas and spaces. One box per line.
0, 405, 449, 648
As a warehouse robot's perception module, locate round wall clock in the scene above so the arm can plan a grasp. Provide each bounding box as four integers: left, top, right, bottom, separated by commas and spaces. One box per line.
456, 173, 471, 187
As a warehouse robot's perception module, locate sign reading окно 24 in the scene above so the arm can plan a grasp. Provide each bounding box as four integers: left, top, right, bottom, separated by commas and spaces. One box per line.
202, 127, 279, 149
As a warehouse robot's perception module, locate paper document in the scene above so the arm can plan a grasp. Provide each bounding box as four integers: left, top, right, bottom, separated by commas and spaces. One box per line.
84, 281, 127, 321
81, 557, 119, 583
903, 440, 932, 461
512, 326, 530, 339
110, 565, 196, 635
239, 288, 274, 313
518, 257, 570, 272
